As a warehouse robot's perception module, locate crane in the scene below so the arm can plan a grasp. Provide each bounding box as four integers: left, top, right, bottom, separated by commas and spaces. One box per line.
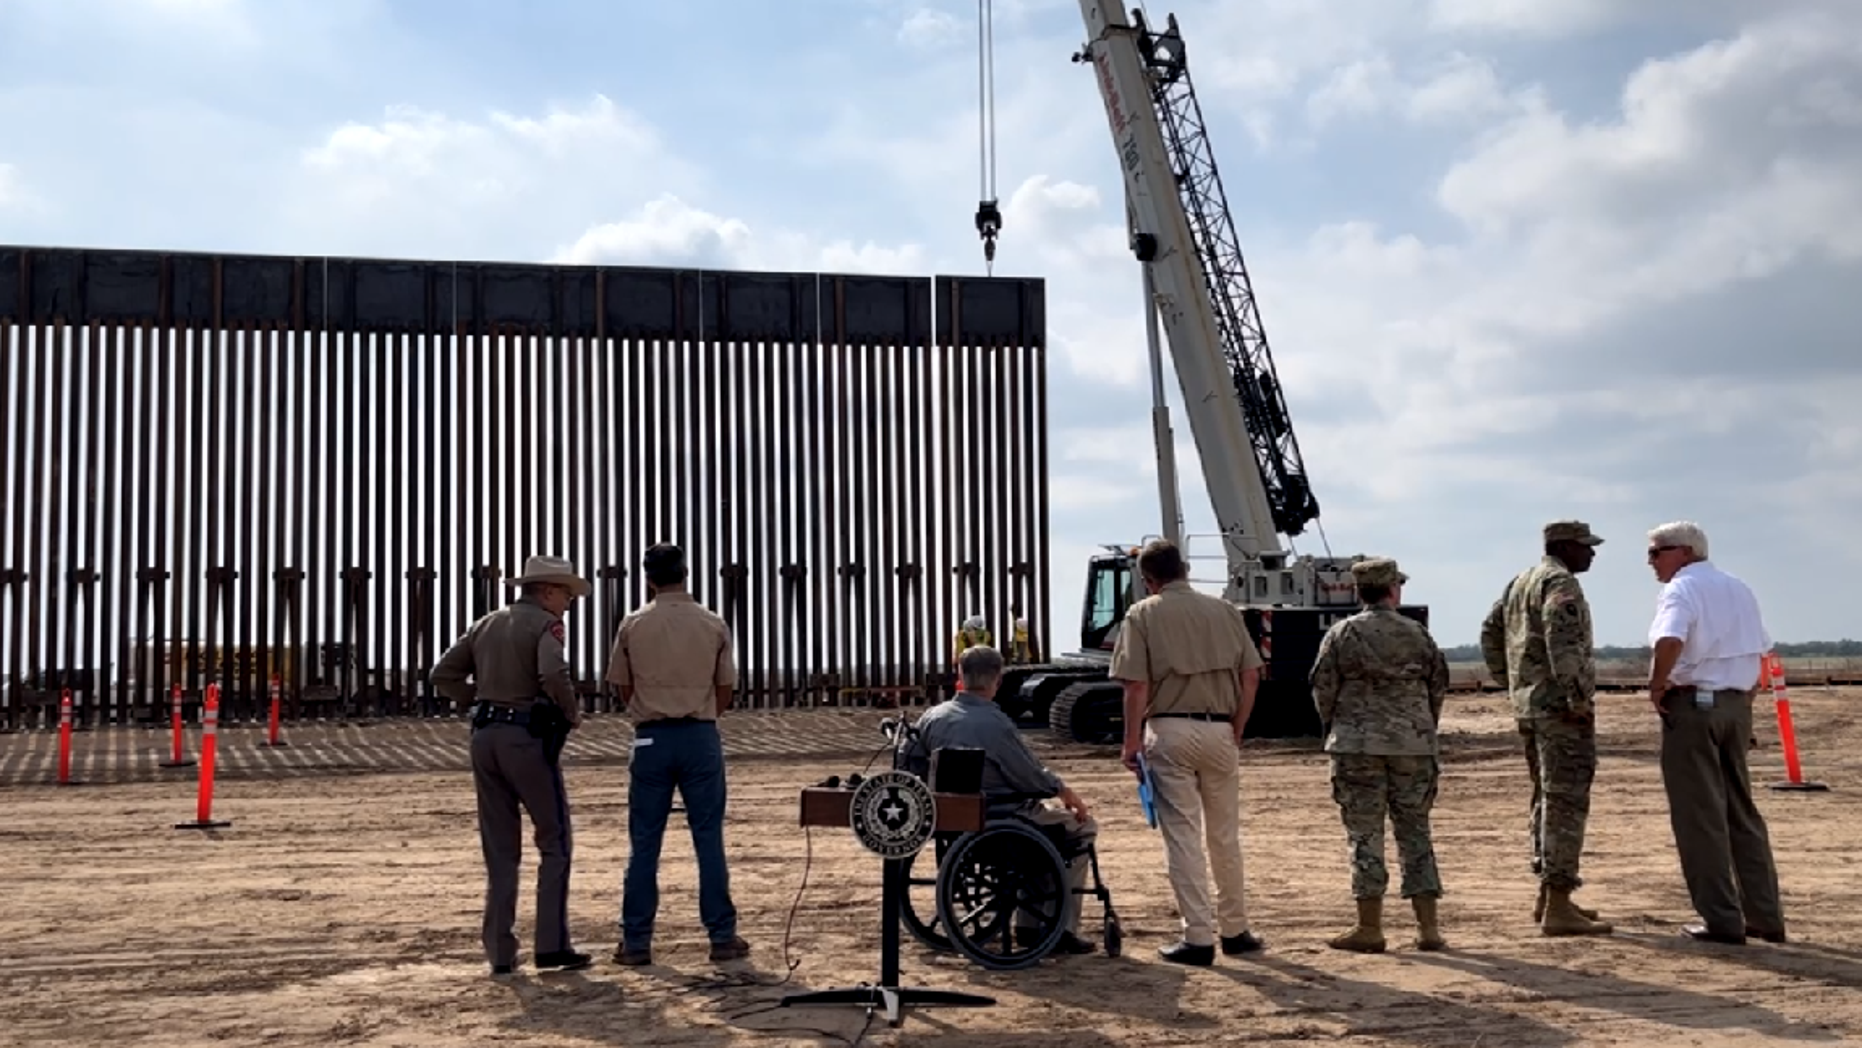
974, 3, 1431, 743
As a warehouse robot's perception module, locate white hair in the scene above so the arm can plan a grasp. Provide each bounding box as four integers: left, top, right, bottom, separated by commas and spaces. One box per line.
1647, 520, 1709, 560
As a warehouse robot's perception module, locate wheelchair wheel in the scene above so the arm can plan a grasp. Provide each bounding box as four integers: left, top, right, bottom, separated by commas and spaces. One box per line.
899, 840, 953, 952
934, 821, 1069, 971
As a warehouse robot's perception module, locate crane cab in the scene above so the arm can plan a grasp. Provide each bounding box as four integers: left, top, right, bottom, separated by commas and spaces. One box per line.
1079, 548, 1138, 652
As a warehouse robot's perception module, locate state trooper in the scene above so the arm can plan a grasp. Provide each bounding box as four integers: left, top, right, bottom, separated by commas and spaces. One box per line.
1310, 557, 1451, 953
431, 554, 593, 975
1480, 520, 1614, 936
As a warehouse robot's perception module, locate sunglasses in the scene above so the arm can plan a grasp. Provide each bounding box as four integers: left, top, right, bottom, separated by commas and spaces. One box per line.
1647, 545, 1679, 560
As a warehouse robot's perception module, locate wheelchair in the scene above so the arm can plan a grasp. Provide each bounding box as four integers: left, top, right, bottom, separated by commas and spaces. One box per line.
879, 716, 1124, 971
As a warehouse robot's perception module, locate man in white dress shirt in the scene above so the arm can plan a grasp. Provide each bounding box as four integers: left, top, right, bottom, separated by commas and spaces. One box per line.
1644, 521, 1786, 945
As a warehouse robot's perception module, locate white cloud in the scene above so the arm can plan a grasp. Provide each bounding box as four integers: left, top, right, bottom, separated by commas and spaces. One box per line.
899, 8, 962, 49
1308, 51, 1520, 127
1406, 53, 1515, 121
282, 94, 705, 261
554, 193, 928, 276
1427, 0, 1615, 37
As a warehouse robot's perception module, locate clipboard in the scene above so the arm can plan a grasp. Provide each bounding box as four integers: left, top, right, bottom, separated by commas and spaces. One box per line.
1135, 752, 1158, 829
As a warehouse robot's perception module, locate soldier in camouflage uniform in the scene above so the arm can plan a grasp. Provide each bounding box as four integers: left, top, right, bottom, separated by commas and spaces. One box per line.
1310, 557, 1451, 953
1480, 520, 1614, 936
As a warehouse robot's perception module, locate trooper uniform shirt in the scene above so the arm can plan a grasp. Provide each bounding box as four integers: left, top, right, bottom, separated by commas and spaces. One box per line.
433, 598, 580, 723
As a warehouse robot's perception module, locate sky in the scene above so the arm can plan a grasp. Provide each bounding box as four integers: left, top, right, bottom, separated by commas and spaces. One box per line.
2, 0, 1859, 649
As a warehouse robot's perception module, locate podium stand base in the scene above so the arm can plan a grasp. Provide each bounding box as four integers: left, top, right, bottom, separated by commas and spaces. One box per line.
780, 985, 995, 1028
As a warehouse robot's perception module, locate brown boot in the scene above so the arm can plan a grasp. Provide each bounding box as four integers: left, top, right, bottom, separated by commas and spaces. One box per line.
1328, 896, 1386, 953
1541, 888, 1612, 936
1534, 883, 1600, 923
1412, 895, 1446, 951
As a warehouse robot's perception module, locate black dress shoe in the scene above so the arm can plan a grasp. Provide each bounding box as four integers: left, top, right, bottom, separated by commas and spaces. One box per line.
536, 949, 594, 970
1221, 930, 1266, 956
1158, 941, 1215, 966
1682, 923, 1745, 945
1053, 931, 1097, 955
491, 964, 514, 976
1746, 926, 1788, 944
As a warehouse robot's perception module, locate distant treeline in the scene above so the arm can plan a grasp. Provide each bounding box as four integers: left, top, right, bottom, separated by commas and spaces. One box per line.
1440, 640, 1862, 663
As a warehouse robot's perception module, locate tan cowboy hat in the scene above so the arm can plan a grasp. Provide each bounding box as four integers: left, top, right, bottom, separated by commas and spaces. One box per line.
509, 555, 592, 598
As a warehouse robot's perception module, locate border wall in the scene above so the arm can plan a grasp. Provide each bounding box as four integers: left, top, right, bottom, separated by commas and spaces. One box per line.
0, 245, 1049, 728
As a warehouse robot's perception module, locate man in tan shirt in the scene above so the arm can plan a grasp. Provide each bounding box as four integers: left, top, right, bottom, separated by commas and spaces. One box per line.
1110, 539, 1266, 966
604, 543, 749, 966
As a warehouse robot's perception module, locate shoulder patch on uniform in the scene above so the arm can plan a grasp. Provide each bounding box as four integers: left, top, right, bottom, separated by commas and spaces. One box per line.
550, 621, 566, 643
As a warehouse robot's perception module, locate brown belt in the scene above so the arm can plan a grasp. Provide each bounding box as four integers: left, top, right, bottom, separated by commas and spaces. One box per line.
1150, 711, 1232, 723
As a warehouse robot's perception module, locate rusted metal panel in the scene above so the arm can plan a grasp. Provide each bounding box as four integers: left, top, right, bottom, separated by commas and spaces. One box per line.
0, 245, 1047, 725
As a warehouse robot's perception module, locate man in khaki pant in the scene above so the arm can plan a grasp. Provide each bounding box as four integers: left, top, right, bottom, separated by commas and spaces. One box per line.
1111, 539, 1266, 966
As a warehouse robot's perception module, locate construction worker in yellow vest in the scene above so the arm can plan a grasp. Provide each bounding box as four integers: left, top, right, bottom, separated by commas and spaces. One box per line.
952, 614, 992, 667
1009, 616, 1035, 664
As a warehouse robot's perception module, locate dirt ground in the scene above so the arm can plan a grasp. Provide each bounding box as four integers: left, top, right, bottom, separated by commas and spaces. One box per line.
3, 688, 1861, 1048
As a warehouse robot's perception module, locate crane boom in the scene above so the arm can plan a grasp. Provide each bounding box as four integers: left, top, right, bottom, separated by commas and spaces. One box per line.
1074, 2, 1351, 607
984, 4, 1419, 747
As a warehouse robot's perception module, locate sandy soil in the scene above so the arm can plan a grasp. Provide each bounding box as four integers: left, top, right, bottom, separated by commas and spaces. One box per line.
3, 688, 1861, 1048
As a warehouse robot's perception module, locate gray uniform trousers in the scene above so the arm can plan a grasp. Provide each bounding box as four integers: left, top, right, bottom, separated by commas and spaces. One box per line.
1659, 688, 1785, 936
472, 720, 573, 966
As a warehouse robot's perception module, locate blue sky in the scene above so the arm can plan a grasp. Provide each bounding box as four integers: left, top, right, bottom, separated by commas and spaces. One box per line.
3, 0, 1860, 649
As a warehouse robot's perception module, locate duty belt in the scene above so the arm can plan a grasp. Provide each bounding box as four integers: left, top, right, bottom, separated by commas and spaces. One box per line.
1151, 711, 1233, 723
472, 702, 532, 727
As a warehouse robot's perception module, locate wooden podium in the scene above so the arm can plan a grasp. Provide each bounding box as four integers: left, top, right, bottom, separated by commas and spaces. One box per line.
780, 784, 997, 1027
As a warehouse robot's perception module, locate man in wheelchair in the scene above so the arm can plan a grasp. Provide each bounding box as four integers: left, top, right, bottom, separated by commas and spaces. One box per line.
899, 644, 1100, 956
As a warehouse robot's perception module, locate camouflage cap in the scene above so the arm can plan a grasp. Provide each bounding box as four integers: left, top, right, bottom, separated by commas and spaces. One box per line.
1350, 557, 1408, 587
1543, 520, 1604, 546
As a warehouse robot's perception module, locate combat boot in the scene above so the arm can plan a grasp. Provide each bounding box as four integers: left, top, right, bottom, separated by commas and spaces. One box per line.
1541, 888, 1612, 936
1534, 882, 1600, 923
1412, 895, 1446, 951
1328, 896, 1386, 953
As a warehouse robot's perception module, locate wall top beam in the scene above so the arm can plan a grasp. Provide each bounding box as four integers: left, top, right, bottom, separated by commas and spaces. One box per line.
0, 244, 1045, 348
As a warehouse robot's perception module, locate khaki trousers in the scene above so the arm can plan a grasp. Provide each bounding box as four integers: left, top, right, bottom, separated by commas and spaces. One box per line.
1013, 801, 1099, 935
1145, 717, 1248, 945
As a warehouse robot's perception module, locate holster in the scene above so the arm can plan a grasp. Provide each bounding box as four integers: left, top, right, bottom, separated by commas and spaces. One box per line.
527, 699, 574, 767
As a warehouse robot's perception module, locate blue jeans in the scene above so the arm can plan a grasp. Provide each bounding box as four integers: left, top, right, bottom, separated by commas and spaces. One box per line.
621, 719, 737, 949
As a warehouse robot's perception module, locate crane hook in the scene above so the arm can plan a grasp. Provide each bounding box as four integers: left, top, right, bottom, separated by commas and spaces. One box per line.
975, 198, 1001, 274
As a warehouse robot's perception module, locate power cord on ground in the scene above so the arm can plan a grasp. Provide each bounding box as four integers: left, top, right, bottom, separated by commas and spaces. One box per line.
656, 731, 903, 1046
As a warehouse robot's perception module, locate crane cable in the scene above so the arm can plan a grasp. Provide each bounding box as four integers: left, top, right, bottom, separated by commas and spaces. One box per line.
974, 0, 1002, 275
